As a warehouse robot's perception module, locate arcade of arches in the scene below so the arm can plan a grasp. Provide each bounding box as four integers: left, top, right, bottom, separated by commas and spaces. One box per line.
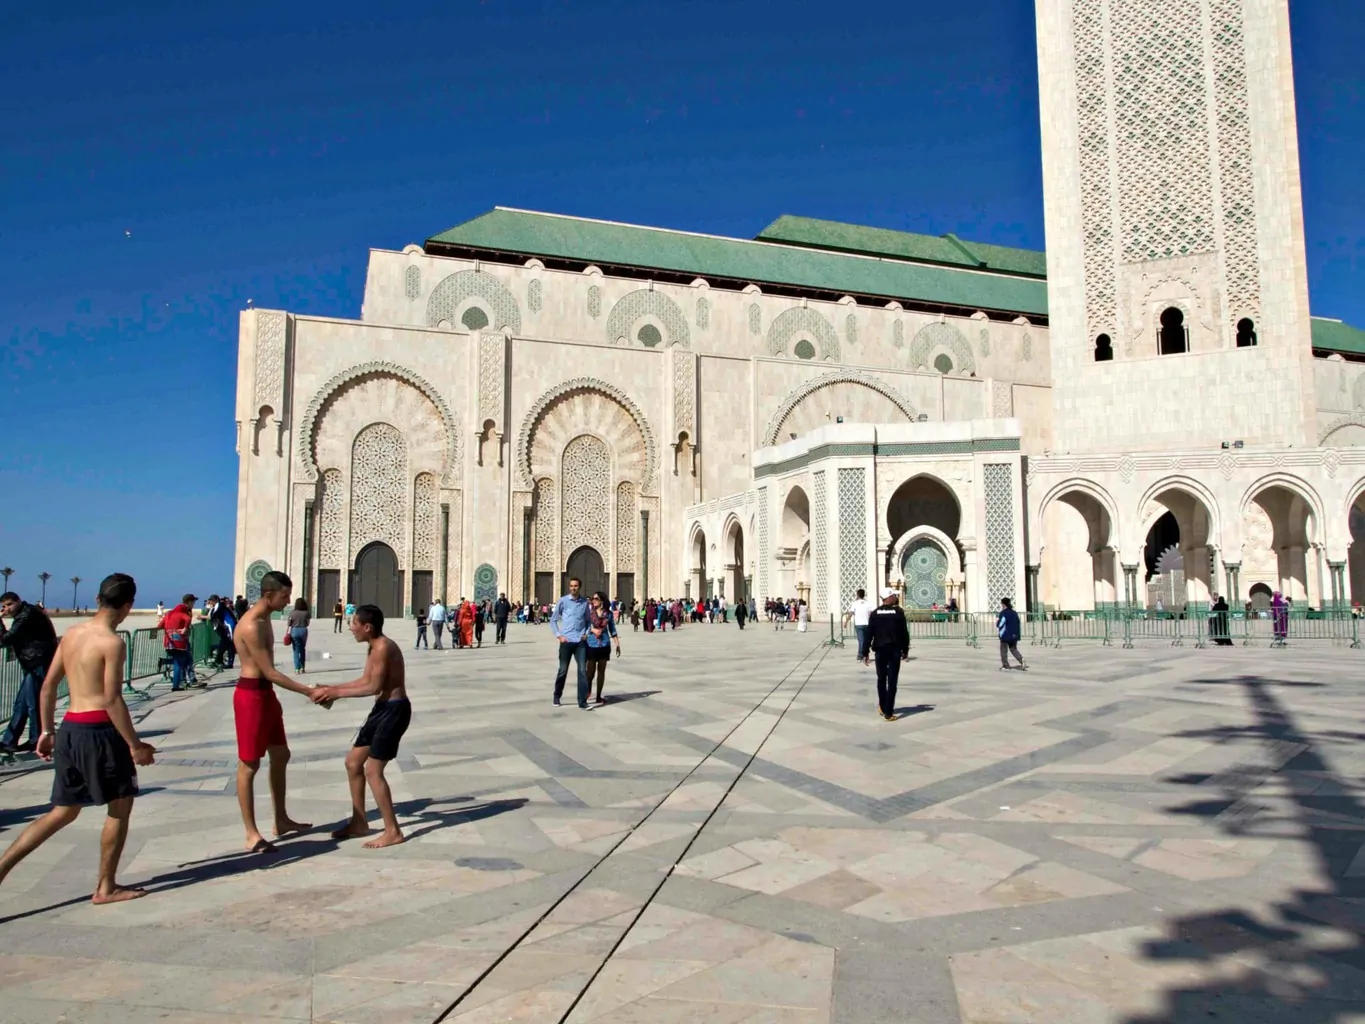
1035, 480, 1343, 613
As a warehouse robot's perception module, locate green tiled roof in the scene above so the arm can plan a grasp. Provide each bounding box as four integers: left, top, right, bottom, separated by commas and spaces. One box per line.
426, 208, 1365, 350
426, 208, 1049, 318
755, 214, 1049, 279
1311, 317, 1365, 356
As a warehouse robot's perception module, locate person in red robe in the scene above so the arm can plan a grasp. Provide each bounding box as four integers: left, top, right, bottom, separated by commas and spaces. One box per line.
457, 599, 475, 648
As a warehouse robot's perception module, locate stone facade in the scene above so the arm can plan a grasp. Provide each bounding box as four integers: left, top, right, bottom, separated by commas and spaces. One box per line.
234, 244, 1051, 615
235, 0, 1364, 619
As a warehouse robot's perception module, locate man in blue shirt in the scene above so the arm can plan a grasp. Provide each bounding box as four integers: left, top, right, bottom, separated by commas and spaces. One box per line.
549, 577, 592, 709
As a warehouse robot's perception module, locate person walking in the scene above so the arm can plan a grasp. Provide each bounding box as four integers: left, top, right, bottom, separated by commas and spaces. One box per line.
996, 597, 1027, 670
287, 598, 311, 673
333, 599, 345, 633
550, 577, 592, 709
428, 598, 446, 649
414, 606, 429, 649
844, 588, 874, 664
735, 598, 747, 630
0, 591, 58, 754
0, 573, 157, 904
494, 593, 511, 644
586, 591, 621, 705
473, 600, 486, 648
456, 598, 475, 649
796, 599, 809, 632
868, 589, 909, 721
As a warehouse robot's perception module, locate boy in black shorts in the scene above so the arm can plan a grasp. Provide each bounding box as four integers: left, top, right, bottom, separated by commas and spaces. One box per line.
0, 573, 157, 903
312, 605, 410, 848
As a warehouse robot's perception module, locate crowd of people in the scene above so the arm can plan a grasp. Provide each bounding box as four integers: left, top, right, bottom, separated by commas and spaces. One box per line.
0, 568, 1037, 910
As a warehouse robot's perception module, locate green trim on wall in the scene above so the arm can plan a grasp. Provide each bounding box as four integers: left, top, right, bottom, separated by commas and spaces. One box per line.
754, 436, 1020, 479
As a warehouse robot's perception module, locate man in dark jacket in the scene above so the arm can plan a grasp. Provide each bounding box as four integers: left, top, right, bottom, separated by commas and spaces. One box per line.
0, 591, 58, 753
493, 593, 511, 644
996, 597, 1027, 670
867, 588, 910, 722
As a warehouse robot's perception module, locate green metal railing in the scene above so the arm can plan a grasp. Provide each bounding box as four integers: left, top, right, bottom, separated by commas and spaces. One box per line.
0, 620, 222, 722
822, 607, 1362, 653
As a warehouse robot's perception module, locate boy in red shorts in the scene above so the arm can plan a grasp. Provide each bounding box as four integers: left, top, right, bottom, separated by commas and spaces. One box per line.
232, 570, 318, 852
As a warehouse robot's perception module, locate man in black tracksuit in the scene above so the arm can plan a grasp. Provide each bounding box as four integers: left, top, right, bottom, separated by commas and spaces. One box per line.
493, 593, 511, 644
867, 588, 909, 722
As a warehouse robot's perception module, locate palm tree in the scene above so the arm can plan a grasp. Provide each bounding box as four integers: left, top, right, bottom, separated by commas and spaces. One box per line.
71, 576, 82, 611
38, 572, 51, 607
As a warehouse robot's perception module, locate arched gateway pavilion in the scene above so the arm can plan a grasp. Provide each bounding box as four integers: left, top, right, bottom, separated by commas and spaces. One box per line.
236, 2, 1365, 620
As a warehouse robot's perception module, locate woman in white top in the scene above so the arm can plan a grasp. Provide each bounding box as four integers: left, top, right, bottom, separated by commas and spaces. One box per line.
796, 599, 809, 632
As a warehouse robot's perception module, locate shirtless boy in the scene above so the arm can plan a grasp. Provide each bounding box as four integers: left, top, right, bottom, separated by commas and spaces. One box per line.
0, 573, 156, 904
233, 570, 317, 852
311, 604, 410, 849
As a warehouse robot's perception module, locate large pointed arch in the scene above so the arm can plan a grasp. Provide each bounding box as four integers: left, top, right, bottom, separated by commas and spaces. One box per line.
761, 370, 919, 447
516, 377, 658, 490
296, 361, 461, 485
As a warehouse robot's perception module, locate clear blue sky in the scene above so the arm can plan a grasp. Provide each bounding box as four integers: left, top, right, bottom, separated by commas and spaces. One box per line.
2, 0, 1361, 608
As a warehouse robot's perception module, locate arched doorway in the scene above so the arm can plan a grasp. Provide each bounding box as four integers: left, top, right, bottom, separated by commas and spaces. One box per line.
1141, 486, 1216, 610
690, 527, 707, 600
1349, 499, 1365, 608
1039, 488, 1117, 612
778, 486, 810, 601
885, 475, 961, 604
726, 521, 746, 604
902, 539, 949, 609
564, 545, 606, 599
352, 542, 402, 619
1242, 483, 1319, 606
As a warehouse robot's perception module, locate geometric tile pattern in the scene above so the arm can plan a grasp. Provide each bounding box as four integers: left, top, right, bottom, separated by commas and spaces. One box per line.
5, 622, 1365, 1022
757, 486, 770, 601
426, 270, 522, 333
837, 467, 867, 611
983, 461, 1016, 607
812, 471, 827, 618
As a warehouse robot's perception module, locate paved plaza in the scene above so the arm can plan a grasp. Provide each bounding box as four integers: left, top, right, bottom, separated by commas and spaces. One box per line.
1, 621, 1364, 1022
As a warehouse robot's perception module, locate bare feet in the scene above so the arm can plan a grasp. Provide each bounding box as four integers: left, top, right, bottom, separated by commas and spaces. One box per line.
245, 835, 278, 854
92, 885, 147, 905
273, 819, 312, 838
330, 819, 372, 840
362, 830, 405, 849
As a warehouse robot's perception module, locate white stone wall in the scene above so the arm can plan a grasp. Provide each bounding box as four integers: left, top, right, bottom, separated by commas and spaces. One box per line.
1036, 0, 1318, 454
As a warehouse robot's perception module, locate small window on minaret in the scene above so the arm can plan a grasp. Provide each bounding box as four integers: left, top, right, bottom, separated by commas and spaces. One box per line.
1158, 307, 1187, 355
1236, 318, 1257, 347
1094, 333, 1113, 361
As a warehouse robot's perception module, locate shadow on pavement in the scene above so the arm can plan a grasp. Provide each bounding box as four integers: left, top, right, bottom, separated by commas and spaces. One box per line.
599, 691, 661, 706
1126, 674, 1365, 1022
0, 797, 529, 927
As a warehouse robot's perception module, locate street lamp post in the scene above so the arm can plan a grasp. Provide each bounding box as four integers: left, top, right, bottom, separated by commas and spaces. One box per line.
0, 567, 12, 594
38, 572, 51, 608
71, 577, 82, 611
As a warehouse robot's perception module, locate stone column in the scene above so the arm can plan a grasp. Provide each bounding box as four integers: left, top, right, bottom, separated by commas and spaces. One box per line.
1026, 565, 1041, 614
1121, 564, 1139, 610
640, 510, 650, 599
1223, 562, 1241, 606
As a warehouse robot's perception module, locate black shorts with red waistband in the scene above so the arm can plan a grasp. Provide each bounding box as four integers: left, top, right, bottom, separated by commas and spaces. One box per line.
52, 709, 139, 807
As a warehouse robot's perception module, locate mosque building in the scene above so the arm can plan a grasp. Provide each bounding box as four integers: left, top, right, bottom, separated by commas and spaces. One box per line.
234, 0, 1365, 621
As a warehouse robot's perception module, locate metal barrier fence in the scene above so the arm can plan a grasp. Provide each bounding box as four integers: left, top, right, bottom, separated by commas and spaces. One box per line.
0, 620, 221, 722
824, 608, 1362, 653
